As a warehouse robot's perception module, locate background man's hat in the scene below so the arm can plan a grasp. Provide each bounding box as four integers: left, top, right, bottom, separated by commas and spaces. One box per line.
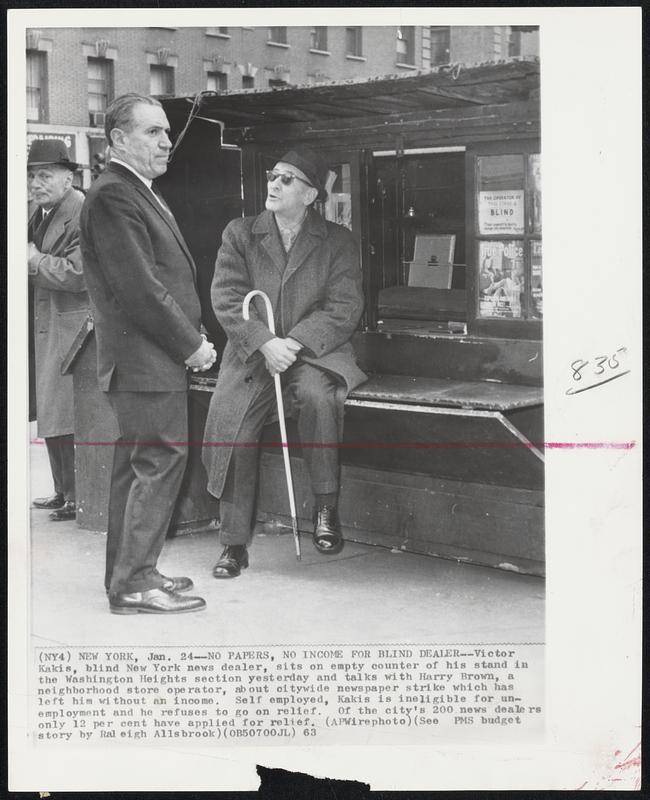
27, 139, 79, 171
279, 147, 330, 202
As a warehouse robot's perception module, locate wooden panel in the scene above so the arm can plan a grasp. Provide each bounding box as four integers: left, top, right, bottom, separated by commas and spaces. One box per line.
353, 330, 543, 385
340, 401, 543, 490
378, 287, 466, 321
256, 454, 544, 575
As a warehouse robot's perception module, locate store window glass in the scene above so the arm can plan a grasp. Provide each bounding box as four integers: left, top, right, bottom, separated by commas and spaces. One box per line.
319, 163, 352, 231
346, 27, 363, 57
27, 50, 47, 121
268, 27, 287, 44
531, 240, 542, 319
311, 27, 328, 51
397, 26, 415, 64
207, 71, 227, 92
478, 240, 525, 319
150, 65, 174, 97
88, 57, 113, 115
528, 153, 542, 234
477, 155, 525, 235
429, 27, 450, 66
476, 153, 541, 321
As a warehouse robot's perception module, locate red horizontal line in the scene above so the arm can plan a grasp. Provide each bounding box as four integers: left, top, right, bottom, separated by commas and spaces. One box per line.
31, 439, 636, 450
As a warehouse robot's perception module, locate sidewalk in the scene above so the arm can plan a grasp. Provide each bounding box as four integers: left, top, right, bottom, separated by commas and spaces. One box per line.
29, 430, 544, 648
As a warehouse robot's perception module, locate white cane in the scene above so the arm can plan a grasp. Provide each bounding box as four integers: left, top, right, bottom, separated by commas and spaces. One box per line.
242, 290, 301, 561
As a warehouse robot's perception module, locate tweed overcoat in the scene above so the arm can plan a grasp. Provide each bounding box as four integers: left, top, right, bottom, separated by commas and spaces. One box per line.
28, 188, 89, 437
80, 163, 203, 392
202, 208, 367, 498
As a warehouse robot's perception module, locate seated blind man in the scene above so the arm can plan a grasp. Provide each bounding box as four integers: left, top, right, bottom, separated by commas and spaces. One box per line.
203, 147, 366, 578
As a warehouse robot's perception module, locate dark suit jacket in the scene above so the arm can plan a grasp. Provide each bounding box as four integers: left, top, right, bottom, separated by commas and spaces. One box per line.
80, 162, 203, 392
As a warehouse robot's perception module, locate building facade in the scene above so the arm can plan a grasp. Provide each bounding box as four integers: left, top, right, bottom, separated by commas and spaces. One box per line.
25, 25, 539, 186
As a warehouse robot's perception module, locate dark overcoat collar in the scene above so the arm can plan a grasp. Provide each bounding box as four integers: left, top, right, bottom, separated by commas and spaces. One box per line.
29, 187, 82, 251
252, 208, 327, 282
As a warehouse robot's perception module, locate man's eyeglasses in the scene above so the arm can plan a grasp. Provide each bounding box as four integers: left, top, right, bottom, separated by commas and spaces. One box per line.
266, 170, 313, 188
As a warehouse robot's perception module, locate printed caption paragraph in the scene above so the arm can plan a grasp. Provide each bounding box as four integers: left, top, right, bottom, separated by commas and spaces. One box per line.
34, 645, 544, 745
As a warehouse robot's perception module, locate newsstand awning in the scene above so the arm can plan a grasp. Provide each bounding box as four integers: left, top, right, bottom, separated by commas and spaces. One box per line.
162, 59, 540, 131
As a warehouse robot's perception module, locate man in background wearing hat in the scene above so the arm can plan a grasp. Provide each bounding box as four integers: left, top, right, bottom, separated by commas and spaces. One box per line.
203, 147, 366, 578
28, 139, 89, 522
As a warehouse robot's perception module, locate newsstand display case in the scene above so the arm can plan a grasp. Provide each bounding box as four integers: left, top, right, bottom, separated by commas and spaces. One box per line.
67, 60, 544, 575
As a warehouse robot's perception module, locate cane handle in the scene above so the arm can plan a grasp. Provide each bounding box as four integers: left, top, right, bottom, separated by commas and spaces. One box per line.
242, 290, 276, 335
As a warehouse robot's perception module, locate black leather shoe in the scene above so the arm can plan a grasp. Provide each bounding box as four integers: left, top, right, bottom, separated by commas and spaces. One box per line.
313, 505, 344, 554
33, 493, 65, 510
212, 545, 248, 579
109, 587, 206, 615
160, 575, 194, 593
49, 501, 76, 521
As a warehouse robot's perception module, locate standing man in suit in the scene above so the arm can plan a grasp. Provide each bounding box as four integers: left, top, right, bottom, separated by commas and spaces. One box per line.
80, 94, 216, 615
202, 147, 366, 578
28, 140, 89, 522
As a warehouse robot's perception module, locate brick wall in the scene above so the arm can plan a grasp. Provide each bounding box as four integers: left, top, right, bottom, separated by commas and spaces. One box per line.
27, 24, 538, 167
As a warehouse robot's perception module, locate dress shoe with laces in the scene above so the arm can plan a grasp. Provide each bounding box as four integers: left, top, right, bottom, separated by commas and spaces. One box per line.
160, 575, 194, 593
313, 505, 344, 554
212, 545, 248, 578
33, 493, 65, 510
49, 501, 76, 522
109, 587, 206, 615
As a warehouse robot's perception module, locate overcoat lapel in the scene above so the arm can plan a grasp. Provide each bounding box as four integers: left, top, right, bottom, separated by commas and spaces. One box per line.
254, 212, 286, 277
40, 188, 78, 254
253, 208, 328, 283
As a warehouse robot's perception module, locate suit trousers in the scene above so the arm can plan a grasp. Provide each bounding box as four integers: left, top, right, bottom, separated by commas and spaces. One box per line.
105, 390, 188, 595
219, 361, 341, 546
45, 434, 75, 502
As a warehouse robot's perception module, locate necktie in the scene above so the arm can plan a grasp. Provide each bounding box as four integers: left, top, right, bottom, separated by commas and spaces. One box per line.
31, 208, 53, 249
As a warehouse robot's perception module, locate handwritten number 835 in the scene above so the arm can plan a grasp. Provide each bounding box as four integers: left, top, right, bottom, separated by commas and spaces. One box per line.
571, 349, 625, 381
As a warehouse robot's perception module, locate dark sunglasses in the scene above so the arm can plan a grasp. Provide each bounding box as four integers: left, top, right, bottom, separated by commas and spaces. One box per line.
266, 169, 313, 188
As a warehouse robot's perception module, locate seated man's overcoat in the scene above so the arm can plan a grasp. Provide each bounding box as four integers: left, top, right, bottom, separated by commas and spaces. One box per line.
203, 208, 366, 498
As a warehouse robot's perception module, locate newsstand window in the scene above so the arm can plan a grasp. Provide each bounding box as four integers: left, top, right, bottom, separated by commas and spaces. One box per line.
476, 153, 542, 321
319, 162, 352, 231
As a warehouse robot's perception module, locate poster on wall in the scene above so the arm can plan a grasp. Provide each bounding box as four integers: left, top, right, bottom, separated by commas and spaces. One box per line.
478, 239, 525, 318
478, 189, 525, 235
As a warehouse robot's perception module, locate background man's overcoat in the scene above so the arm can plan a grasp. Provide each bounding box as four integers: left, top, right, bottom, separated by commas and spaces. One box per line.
203, 208, 366, 499
28, 188, 88, 437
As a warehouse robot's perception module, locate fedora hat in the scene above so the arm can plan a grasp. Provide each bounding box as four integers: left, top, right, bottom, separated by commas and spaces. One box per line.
27, 139, 79, 171
279, 147, 330, 202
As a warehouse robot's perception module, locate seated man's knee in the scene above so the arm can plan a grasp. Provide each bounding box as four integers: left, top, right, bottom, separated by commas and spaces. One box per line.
294, 371, 337, 413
